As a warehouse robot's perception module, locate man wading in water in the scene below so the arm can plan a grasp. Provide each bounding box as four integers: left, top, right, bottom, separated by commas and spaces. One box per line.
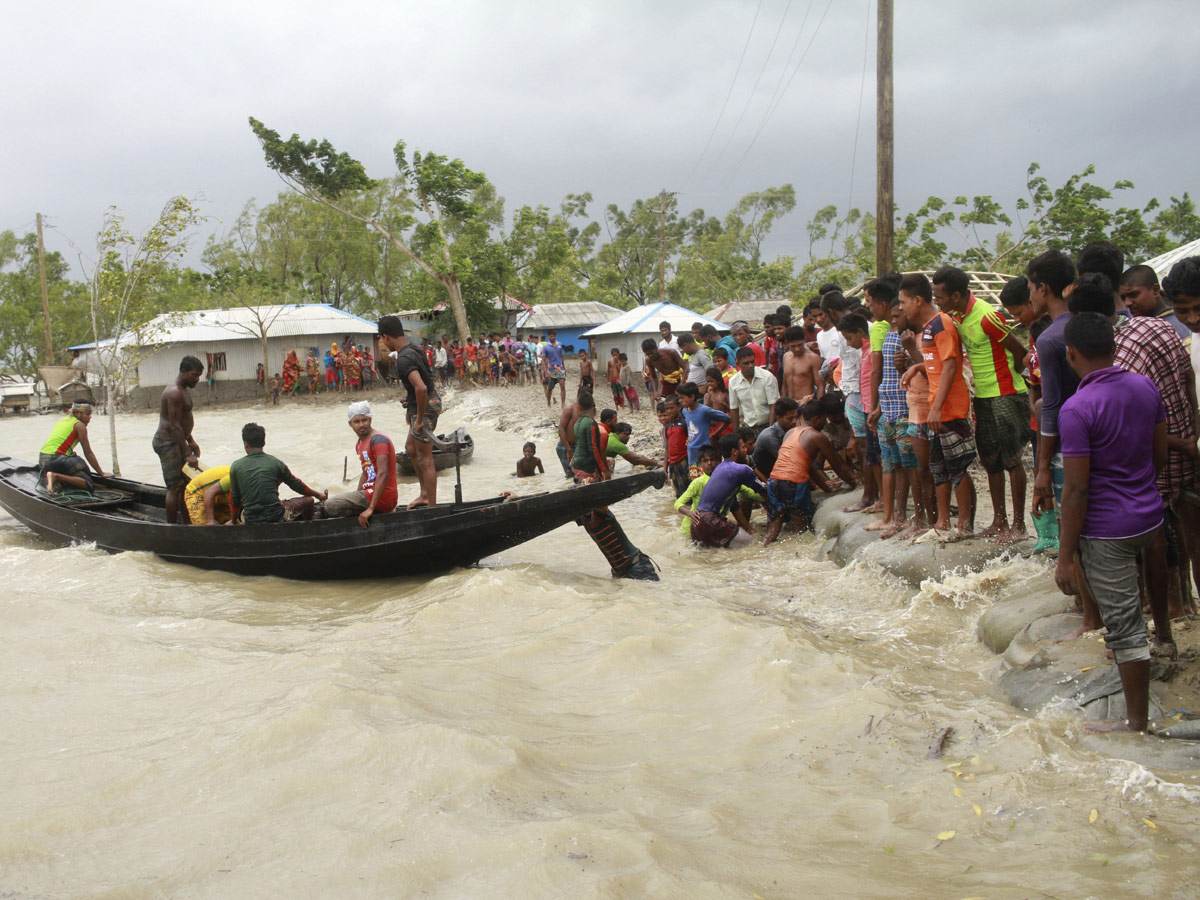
153, 356, 204, 524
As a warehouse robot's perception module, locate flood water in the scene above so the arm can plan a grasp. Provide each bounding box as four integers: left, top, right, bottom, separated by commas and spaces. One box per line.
2, 393, 1198, 898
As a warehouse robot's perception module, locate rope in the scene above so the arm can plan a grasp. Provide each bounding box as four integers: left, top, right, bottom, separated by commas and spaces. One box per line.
35, 483, 128, 505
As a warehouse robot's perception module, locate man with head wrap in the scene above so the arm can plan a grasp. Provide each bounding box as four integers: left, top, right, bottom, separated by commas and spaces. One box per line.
39, 402, 111, 494
325, 401, 398, 527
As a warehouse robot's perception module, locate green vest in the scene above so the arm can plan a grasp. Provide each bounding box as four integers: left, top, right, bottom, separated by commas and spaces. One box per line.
41, 416, 80, 456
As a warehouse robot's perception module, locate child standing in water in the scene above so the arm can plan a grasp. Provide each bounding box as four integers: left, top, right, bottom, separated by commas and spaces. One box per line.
516, 442, 544, 477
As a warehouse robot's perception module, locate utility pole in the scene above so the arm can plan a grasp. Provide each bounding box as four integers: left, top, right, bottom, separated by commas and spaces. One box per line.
657, 190, 677, 305
875, 0, 894, 274
36, 213, 54, 363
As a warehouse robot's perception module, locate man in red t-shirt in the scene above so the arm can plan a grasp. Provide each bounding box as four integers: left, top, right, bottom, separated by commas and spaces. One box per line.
899, 273, 976, 539
324, 401, 398, 527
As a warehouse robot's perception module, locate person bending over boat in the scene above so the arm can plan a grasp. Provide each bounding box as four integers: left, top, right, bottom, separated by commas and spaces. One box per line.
377, 315, 442, 510
228, 423, 327, 524
153, 356, 204, 524
39, 403, 111, 495
325, 401, 398, 528
183, 465, 233, 525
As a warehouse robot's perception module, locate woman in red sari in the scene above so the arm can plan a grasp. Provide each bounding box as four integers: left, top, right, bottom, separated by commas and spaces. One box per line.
345, 347, 362, 391
281, 350, 301, 395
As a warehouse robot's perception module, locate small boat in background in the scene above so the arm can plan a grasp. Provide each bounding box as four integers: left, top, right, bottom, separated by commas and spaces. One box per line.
397, 427, 474, 476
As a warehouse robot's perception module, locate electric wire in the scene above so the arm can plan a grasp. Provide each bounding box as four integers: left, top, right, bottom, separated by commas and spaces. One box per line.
846, 0, 873, 217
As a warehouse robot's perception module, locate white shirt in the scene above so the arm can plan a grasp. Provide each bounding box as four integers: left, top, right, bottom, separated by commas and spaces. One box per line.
659, 336, 680, 353
434, 347, 448, 367
816, 327, 846, 362
728, 366, 780, 427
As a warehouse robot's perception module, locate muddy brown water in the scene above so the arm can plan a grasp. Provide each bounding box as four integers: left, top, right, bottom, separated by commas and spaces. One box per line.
1, 391, 1197, 898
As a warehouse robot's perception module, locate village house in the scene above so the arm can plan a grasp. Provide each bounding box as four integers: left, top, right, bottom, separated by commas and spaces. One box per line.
70, 305, 379, 407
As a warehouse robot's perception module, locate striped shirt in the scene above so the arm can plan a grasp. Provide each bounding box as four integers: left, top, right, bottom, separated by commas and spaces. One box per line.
879, 330, 907, 421
950, 295, 1026, 398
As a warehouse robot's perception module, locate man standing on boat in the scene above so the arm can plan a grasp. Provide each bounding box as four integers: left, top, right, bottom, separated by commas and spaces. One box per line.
377, 315, 442, 509
39, 403, 111, 494
153, 356, 204, 524
325, 401, 398, 527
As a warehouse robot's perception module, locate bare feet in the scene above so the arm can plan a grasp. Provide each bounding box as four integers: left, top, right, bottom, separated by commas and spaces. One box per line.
894, 521, 926, 541
843, 498, 873, 513
879, 519, 907, 540
1151, 639, 1179, 661
406, 497, 432, 510
44, 472, 57, 495
861, 501, 885, 514
992, 525, 1028, 545
1054, 622, 1096, 643
977, 520, 1007, 540
864, 519, 892, 532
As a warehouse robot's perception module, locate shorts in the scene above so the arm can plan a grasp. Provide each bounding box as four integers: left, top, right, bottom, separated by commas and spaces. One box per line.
1078, 526, 1160, 664
691, 510, 740, 548
407, 395, 442, 443
571, 466, 600, 484
466, 361, 480, 374
845, 393, 867, 438
151, 432, 189, 491
546, 366, 566, 386
766, 478, 814, 524
1050, 450, 1064, 512
667, 460, 691, 497
921, 418, 976, 487
879, 417, 916, 473
581, 376, 594, 391
865, 427, 881, 467
974, 394, 1031, 474
185, 486, 231, 524
555, 441, 574, 478
38, 452, 93, 490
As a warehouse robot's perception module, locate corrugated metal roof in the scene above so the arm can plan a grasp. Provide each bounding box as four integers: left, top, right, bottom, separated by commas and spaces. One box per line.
704, 299, 792, 324
514, 301, 625, 330
70, 304, 376, 350
580, 302, 730, 338
1142, 238, 1200, 281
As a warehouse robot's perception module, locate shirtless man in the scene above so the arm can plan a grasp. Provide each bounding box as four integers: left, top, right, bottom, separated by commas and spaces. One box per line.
640, 339, 686, 397
556, 389, 586, 478
781, 325, 824, 401
153, 355, 204, 524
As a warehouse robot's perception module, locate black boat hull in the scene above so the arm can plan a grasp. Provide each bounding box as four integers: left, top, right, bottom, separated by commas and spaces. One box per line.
0, 454, 664, 580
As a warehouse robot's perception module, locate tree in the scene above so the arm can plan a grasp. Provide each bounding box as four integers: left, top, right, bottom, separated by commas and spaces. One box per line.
249, 118, 491, 343
0, 231, 91, 374
85, 197, 204, 474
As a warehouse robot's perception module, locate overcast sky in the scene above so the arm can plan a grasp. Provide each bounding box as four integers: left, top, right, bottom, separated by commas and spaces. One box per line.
5, 0, 1198, 275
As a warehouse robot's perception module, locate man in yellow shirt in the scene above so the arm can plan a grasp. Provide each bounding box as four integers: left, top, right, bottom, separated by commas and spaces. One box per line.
183, 465, 233, 525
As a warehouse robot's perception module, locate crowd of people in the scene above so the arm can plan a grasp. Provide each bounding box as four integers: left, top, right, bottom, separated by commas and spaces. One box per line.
261, 339, 381, 402
34, 251, 1200, 730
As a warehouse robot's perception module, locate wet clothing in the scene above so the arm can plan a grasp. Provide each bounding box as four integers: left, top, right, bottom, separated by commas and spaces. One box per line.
184, 465, 232, 524
39, 415, 94, 489
396, 344, 441, 440
1079, 529, 1157, 664
697, 460, 764, 516
752, 422, 789, 479
229, 449, 317, 524
674, 473, 762, 536
571, 415, 608, 479
152, 431, 189, 491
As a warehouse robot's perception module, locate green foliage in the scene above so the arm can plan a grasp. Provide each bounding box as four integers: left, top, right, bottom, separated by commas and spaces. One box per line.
0, 231, 92, 373
248, 118, 373, 199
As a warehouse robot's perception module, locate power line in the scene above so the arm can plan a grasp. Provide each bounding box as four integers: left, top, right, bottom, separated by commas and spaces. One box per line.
721, 0, 835, 188
846, 0, 873, 216
681, 0, 765, 191
757, 0, 817, 124
699, 0, 795, 186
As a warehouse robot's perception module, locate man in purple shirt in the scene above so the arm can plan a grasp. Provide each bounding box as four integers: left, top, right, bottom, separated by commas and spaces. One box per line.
1055, 312, 1166, 733
691, 433, 766, 548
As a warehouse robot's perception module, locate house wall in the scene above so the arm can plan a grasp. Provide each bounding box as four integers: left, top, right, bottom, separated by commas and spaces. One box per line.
107, 329, 377, 408
514, 326, 593, 353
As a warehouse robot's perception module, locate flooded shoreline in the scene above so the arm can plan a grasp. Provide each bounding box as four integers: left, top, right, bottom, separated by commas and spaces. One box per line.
2, 387, 1198, 898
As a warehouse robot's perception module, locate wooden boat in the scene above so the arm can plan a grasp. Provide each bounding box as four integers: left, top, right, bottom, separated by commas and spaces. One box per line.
0, 453, 664, 580
396, 427, 474, 476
